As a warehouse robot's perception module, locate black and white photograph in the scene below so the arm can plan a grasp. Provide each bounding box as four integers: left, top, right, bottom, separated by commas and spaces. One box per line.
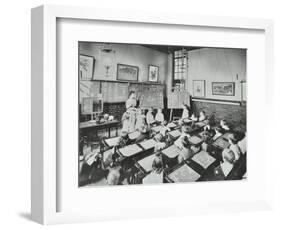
78, 42, 247, 187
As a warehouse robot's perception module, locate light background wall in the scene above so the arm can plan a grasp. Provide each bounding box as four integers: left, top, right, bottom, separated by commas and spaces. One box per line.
187, 48, 246, 101
79, 42, 168, 83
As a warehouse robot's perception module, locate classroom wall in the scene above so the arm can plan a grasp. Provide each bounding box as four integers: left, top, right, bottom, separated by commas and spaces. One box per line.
79, 42, 169, 84
192, 101, 246, 132
186, 48, 247, 131
187, 48, 246, 101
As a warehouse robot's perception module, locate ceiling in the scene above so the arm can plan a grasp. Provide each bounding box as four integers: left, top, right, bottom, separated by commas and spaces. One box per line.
141, 45, 202, 54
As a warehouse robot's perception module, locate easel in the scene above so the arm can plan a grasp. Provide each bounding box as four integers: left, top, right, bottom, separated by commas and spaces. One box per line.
168, 86, 190, 122
81, 97, 104, 120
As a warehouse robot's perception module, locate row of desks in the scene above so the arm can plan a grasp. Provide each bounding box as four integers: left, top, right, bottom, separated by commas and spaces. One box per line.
102, 120, 227, 183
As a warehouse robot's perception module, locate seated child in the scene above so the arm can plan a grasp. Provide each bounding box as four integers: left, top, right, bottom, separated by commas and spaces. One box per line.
152, 143, 166, 173
201, 131, 212, 152
181, 104, 190, 120
174, 125, 191, 149
203, 119, 211, 131
159, 120, 171, 136
214, 148, 235, 179
135, 109, 146, 131
178, 137, 195, 164
228, 133, 242, 162
106, 160, 122, 185
146, 107, 155, 126
238, 132, 247, 154
116, 129, 132, 148
155, 108, 165, 124
121, 111, 130, 133
135, 123, 149, 143
213, 125, 224, 141
198, 110, 207, 121
220, 119, 230, 131
190, 113, 198, 121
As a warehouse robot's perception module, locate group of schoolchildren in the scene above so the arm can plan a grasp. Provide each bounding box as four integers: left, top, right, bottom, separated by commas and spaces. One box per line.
143, 103, 246, 182
81, 91, 247, 185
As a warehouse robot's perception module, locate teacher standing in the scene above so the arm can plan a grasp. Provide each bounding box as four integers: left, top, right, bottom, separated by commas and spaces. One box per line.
125, 91, 138, 132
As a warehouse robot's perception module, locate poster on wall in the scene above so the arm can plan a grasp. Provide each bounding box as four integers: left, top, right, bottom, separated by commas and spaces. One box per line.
79, 54, 95, 80
212, 82, 235, 96
117, 63, 139, 82
148, 65, 159, 82
193, 80, 205, 98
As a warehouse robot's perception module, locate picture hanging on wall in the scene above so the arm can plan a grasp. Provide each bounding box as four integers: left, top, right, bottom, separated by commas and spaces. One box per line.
148, 65, 159, 82
193, 80, 205, 98
79, 54, 95, 80
117, 63, 139, 82
212, 82, 235, 96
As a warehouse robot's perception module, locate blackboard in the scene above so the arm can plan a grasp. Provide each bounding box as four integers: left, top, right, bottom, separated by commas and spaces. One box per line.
79, 81, 164, 107
79, 81, 100, 103
140, 84, 164, 109
128, 83, 143, 99
101, 82, 128, 103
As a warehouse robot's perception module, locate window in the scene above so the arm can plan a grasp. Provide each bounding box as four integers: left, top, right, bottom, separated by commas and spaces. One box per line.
172, 49, 188, 90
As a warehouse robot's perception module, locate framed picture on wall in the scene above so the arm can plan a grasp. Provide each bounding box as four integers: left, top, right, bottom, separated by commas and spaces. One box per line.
117, 63, 139, 82
79, 54, 95, 80
193, 80, 205, 98
212, 82, 235, 96
148, 65, 159, 82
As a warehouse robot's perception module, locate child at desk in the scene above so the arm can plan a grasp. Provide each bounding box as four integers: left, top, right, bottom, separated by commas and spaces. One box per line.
152, 143, 166, 173
155, 108, 164, 124
201, 131, 213, 153
190, 113, 198, 121
214, 148, 235, 180
178, 137, 195, 164
228, 134, 242, 162
220, 119, 230, 131
135, 109, 146, 131
106, 160, 122, 185
146, 107, 155, 126
238, 132, 247, 154
174, 125, 191, 149
121, 111, 130, 133
198, 110, 207, 121
135, 123, 149, 143
142, 144, 165, 184
116, 129, 132, 148
213, 126, 224, 141
181, 104, 190, 120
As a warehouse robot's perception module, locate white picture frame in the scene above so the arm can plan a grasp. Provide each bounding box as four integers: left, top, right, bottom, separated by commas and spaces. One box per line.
31, 5, 274, 225
193, 80, 205, 98
148, 65, 159, 82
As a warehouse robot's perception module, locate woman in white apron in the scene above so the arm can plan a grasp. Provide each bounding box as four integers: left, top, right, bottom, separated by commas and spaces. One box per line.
125, 91, 137, 132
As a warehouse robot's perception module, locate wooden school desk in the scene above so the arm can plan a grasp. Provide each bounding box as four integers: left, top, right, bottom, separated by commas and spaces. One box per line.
165, 162, 201, 183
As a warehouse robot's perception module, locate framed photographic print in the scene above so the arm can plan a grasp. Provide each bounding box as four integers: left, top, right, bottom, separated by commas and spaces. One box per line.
117, 64, 139, 82
193, 80, 205, 98
31, 5, 274, 225
212, 82, 235, 96
148, 65, 159, 82
79, 54, 95, 80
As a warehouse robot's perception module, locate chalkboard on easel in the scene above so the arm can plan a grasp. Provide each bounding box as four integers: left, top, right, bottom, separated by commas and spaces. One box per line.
167, 90, 190, 109
82, 97, 103, 114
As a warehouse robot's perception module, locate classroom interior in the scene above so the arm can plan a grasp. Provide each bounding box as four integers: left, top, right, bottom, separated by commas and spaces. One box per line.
79, 42, 247, 187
